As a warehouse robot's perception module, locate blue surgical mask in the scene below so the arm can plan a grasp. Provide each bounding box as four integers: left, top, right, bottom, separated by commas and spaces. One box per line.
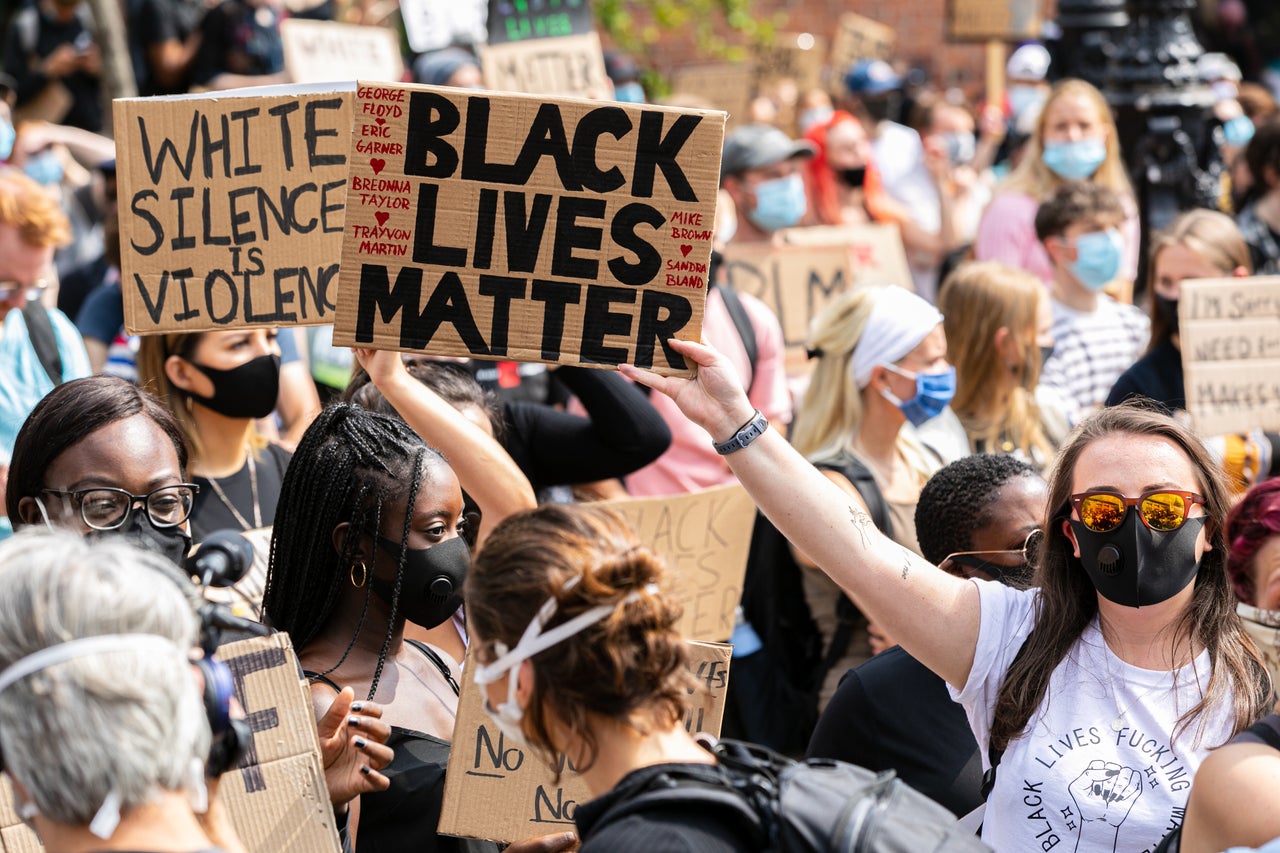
1068, 228, 1124, 291
942, 132, 976, 165
747, 173, 806, 233
1042, 137, 1107, 180
613, 81, 645, 104
1223, 115, 1255, 147
799, 106, 834, 133
23, 150, 63, 186
881, 363, 956, 427
1008, 85, 1043, 119
0, 120, 14, 162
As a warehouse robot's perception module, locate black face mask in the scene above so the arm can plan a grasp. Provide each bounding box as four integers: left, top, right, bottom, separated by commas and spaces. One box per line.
863, 91, 903, 125
371, 534, 469, 629
88, 510, 192, 569
1155, 295, 1180, 337
950, 554, 1032, 588
186, 354, 281, 419
838, 167, 867, 188
1070, 511, 1205, 608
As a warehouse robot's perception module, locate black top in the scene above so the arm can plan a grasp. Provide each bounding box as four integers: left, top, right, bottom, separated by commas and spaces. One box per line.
1234, 712, 1280, 750
501, 366, 671, 494
1105, 337, 1184, 413
806, 645, 982, 818
2, 5, 103, 132
574, 763, 758, 853
191, 443, 291, 542
190, 0, 285, 86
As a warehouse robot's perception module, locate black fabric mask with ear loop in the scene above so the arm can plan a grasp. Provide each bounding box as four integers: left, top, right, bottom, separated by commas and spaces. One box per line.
87, 511, 191, 569
371, 535, 469, 629
184, 354, 281, 419
1069, 511, 1205, 608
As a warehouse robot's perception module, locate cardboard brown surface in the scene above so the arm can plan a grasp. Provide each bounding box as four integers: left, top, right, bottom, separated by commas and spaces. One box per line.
280, 20, 404, 84
439, 641, 731, 843
1179, 276, 1280, 435
115, 85, 353, 334
723, 226, 910, 375
479, 32, 610, 97
333, 82, 725, 376
828, 12, 894, 83
0, 633, 338, 853
597, 484, 755, 643
751, 33, 826, 93
668, 63, 754, 129
947, 0, 1042, 41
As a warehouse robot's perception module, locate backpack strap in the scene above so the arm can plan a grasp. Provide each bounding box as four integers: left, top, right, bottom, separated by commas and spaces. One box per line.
593, 760, 768, 845
713, 282, 759, 397
22, 301, 64, 386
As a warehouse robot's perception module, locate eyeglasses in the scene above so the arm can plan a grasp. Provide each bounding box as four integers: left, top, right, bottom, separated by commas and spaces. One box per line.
944, 529, 1042, 585
1070, 490, 1206, 533
0, 279, 48, 303
41, 484, 200, 530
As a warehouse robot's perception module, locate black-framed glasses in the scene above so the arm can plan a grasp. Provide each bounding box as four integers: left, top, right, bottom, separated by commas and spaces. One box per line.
0, 279, 48, 303
1070, 489, 1205, 533
944, 529, 1042, 585
41, 484, 200, 530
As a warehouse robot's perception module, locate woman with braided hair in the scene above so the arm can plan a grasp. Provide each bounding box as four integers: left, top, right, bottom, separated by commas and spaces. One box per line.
263, 352, 568, 853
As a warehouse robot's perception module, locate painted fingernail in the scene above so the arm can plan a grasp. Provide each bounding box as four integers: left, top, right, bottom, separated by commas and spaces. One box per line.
360, 765, 371, 776
354, 737, 368, 749
351, 702, 363, 713
348, 716, 361, 727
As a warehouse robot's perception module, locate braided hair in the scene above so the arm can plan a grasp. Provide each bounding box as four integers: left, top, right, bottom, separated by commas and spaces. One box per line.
264, 403, 444, 698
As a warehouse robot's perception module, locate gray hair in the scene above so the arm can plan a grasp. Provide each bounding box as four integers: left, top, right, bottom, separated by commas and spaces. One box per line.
0, 530, 211, 826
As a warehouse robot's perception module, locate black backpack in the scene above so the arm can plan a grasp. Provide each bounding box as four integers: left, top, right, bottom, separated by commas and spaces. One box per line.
599, 738, 992, 853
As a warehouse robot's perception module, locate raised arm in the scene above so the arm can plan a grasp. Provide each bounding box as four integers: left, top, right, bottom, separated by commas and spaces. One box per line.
622, 339, 981, 688
355, 350, 536, 545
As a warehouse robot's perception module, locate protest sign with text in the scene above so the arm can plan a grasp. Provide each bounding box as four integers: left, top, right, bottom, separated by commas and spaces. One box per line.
280, 20, 404, 85
440, 641, 731, 843
597, 484, 756, 643
486, 0, 594, 45
115, 84, 353, 334
400, 0, 486, 52
1180, 275, 1280, 435
479, 32, 609, 97
828, 12, 894, 86
947, 0, 1041, 41
333, 82, 725, 376
669, 64, 753, 130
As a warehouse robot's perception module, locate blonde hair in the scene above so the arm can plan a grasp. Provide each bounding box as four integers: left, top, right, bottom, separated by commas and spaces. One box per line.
939, 262, 1054, 463
1147, 209, 1252, 348
1001, 79, 1133, 201
136, 333, 267, 465
792, 287, 935, 484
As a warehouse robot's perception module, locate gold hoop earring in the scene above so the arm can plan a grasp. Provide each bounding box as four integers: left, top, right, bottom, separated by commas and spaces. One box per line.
350, 561, 368, 588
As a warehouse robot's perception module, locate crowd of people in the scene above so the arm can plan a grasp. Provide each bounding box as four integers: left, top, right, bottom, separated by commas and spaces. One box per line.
5, 2, 1280, 852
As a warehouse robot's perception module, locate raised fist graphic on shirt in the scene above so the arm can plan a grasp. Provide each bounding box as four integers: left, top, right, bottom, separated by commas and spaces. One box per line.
1069, 761, 1142, 851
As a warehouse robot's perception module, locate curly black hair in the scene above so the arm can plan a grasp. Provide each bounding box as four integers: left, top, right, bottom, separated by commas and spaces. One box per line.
914, 454, 1039, 566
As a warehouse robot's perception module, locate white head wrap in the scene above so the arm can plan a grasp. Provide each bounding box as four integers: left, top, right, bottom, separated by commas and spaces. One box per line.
849, 286, 944, 389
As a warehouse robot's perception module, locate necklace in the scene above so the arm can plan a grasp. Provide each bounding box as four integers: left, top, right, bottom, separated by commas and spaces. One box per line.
1099, 634, 1175, 732
204, 452, 262, 531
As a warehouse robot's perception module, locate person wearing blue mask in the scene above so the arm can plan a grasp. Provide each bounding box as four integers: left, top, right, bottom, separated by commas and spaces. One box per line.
1035, 181, 1149, 414
718, 123, 815, 245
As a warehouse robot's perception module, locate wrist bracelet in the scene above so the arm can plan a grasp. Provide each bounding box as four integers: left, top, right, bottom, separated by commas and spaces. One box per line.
713, 410, 768, 456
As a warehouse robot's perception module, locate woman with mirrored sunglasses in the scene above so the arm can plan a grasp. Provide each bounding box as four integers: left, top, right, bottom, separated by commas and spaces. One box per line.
626, 340, 1272, 853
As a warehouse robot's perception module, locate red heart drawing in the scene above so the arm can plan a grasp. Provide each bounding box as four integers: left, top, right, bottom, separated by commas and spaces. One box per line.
375, 212, 389, 226
680, 244, 693, 257
375, 117, 386, 125
370, 158, 385, 174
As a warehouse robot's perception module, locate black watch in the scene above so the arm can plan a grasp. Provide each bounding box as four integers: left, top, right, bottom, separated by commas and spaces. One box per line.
713, 410, 768, 456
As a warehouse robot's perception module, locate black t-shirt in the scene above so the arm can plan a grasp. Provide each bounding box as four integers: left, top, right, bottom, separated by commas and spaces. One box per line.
574, 763, 758, 853
191, 443, 291, 542
2, 6, 103, 132
1105, 337, 1184, 413
806, 645, 982, 818
190, 0, 285, 86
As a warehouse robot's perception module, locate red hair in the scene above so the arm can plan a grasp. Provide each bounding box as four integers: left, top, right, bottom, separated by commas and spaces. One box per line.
803, 111, 889, 226
1225, 477, 1280, 606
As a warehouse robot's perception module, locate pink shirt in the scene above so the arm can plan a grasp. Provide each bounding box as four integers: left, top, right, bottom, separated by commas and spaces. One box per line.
973, 190, 1141, 284
625, 287, 792, 497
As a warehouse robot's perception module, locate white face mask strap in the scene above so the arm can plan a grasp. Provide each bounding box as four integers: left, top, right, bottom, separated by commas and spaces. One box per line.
0, 634, 180, 695
33, 495, 53, 530
475, 583, 659, 686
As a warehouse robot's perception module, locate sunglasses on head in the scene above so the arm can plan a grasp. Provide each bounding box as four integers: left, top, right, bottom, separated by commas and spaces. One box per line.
1070, 489, 1206, 533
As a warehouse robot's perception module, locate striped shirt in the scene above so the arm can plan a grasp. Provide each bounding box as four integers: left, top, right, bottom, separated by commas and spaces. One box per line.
1041, 295, 1150, 413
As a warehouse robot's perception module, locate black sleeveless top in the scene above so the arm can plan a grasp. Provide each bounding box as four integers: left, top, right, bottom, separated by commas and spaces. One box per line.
308, 642, 499, 853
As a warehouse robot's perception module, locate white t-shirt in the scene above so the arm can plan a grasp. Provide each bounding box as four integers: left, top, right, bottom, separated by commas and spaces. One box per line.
1040, 295, 1150, 413
949, 582, 1234, 853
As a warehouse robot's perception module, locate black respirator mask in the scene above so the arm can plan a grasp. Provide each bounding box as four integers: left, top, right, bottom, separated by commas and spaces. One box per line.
1069, 511, 1205, 608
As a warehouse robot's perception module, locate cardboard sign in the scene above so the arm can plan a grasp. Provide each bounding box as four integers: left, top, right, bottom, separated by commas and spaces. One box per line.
333, 82, 725, 376
596, 484, 756, 643
280, 20, 404, 85
1179, 276, 1280, 435
486, 0, 594, 45
722, 225, 911, 375
400, 0, 486, 52
440, 640, 731, 843
668, 63, 753, 129
479, 32, 609, 97
828, 12, 894, 82
115, 84, 353, 334
0, 633, 339, 853
947, 0, 1042, 41
751, 33, 826, 93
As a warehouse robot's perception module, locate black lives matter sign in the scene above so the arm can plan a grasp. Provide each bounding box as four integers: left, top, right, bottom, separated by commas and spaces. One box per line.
115, 87, 352, 334
333, 82, 724, 376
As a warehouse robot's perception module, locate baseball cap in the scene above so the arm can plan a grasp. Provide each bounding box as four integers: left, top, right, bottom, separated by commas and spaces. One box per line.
720, 124, 816, 179
1007, 45, 1051, 82
844, 59, 903, 97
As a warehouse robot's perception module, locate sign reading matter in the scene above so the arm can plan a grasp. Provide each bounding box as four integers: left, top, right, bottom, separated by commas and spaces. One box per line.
440, 641, 731, 843
280, 20, 404, 84
479, 31, 609, 97
334, 82, 725, 376
1179, 276, 1280, 435
115, 85, 352, 334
